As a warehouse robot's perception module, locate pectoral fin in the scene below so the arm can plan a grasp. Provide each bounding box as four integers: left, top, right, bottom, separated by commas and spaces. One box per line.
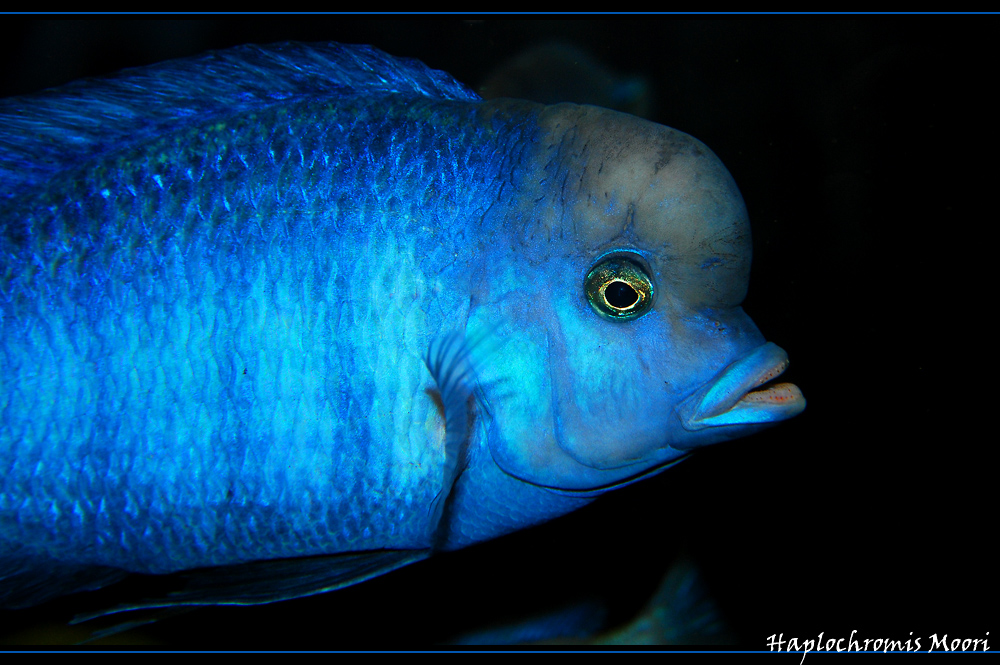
424, 332, 481, 546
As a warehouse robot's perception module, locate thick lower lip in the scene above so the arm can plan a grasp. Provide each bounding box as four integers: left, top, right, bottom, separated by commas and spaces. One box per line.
678, 342, 806, 431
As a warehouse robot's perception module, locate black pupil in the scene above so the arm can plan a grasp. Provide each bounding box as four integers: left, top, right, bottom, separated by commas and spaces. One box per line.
605, 280, 639, 309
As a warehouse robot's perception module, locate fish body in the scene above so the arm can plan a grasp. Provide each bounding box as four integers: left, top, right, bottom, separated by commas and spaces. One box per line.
0, 43, 804, 610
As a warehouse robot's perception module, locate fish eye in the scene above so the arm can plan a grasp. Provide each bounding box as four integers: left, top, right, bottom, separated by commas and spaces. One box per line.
584, 254, 655, 321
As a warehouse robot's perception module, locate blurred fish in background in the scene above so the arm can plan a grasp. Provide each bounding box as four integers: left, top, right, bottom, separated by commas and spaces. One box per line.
448, 556, 733, 646
477, 41, 654, 119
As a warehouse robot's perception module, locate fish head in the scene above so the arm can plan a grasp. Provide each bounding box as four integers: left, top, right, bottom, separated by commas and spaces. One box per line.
470, 102, 805, 493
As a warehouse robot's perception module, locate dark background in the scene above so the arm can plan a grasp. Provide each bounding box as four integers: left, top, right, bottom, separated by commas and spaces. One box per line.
0, 17, 993, 649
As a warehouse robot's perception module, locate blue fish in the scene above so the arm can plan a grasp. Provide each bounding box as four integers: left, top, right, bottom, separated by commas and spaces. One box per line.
0, 42, 804, 614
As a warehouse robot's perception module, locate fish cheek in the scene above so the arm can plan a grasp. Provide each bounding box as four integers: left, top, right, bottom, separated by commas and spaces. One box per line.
476, 326, 575, 487
547, 303, 679, 469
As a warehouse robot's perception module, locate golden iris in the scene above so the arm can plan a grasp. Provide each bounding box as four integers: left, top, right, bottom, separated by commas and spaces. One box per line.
584, 255, 655, 321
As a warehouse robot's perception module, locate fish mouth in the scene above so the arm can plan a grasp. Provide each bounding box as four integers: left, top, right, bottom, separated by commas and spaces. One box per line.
678, 342, 805, 432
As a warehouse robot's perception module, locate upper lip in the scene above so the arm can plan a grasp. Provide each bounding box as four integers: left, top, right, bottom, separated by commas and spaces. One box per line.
678, 342, 806, 431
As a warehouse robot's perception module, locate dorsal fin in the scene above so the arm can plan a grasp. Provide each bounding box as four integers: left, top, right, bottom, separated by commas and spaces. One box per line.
0, 41, 479, 199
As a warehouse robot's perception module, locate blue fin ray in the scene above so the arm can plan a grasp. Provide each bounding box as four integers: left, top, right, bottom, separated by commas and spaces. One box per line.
0, 41, 479, 201
70, 549, 429, 624
0, 548, 128, 609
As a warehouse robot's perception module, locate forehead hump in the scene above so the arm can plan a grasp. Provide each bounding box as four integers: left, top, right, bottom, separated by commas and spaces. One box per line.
537, 104, 752, 307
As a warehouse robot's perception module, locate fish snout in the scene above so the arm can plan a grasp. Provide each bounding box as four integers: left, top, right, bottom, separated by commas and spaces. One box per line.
676, 342, 805, 438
